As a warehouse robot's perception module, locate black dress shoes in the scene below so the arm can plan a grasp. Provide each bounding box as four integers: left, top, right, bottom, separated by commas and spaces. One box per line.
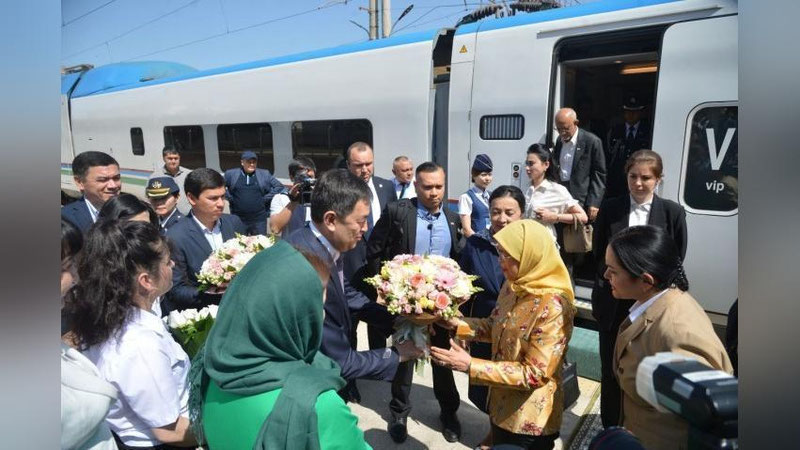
440, 413, 462, 443
388, 416, 408, 443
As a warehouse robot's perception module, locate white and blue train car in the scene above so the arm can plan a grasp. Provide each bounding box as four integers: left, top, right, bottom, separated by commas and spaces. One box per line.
61, 0, 738, 331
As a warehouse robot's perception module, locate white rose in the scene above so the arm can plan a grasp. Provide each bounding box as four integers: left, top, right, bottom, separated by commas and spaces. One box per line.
198, 307, 210, 319
231, 252, 255, 270
207, 304, 219, 318
255, 235, 273, 249
450, 279, 471, 299
182, 308, 199, 322
167, 310, 188, 328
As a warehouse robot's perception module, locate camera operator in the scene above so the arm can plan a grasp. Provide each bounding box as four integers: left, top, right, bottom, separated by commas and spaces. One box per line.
269, 156, 317, 236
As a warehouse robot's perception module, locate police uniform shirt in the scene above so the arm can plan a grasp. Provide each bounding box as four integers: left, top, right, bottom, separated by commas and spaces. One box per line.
558, 128, 580, 182
83, 308, 190, 447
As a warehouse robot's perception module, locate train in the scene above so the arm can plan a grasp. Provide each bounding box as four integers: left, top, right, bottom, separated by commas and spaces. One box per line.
60, 0, 738, 331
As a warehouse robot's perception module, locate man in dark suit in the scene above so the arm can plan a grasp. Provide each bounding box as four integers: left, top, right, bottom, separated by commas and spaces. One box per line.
223, 150, 286, 235
61, 151, 121, 232
366, 162, 464, 443
591, 190, 687, 428
343, 141, 398, 353
163, 168, 247, 316
284, 169, 421, 389
145, 177, 185, 235
552, 107, 607, 222
604, 95, 652, 199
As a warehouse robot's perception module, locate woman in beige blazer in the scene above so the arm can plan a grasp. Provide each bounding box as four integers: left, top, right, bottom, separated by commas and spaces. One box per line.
603, 225, 733, 450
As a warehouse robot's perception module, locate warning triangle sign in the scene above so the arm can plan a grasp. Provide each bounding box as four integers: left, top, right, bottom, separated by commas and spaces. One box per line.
459, 45, 467, 54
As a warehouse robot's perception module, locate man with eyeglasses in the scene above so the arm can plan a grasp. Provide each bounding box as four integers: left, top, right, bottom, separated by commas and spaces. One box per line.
223, 150, 286, 235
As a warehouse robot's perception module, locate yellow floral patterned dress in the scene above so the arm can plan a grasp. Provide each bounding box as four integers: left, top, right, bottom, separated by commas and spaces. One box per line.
456, 282, 575, 436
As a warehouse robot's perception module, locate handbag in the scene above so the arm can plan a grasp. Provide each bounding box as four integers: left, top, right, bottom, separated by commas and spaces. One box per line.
562, 359, 580, 409
562, 213, 592, 253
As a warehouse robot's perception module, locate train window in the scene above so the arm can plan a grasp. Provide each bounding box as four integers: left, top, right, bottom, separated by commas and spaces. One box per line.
292, 119, 372, 172
479, 115, 524, 140
217, 123, 274, 173
163, 126, 206, 169
130, 128, 144, 155
680, 103, 738, 215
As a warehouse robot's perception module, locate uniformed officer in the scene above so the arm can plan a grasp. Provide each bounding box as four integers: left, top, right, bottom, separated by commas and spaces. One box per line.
605, 95, 652, 199
145, 177, 184, 235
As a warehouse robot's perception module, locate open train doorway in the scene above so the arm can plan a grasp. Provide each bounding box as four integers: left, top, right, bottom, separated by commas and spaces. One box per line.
549, 26, 664, 289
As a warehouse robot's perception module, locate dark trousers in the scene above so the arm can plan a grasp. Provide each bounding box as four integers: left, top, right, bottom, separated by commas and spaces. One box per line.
491, 424, 558, 450
598, 327, 622, 428
390, 324, 460, 419
241, 216, 267, 236
468, 341, 491, 413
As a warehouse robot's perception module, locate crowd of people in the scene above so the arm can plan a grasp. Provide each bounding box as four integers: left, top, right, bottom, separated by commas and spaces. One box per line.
60, 104, 737, 450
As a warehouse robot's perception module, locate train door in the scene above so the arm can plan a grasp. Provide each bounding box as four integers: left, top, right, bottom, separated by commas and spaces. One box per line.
550, 26, 665, 292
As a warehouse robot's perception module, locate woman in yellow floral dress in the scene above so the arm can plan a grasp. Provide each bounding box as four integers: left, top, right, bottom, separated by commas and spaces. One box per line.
431, 219, 576, 450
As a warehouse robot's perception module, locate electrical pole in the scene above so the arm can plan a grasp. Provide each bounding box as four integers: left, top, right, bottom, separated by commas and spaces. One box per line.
369, 0, 378, 40
381, 0, 392, 38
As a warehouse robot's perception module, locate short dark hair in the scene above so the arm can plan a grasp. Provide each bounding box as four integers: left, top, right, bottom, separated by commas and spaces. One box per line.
526, 143, 556, 181
97, 193, 159, 227
624, 149, 664, 178
71, 151, 119, 181
288, 156, 317, 179
61, 218, 83, 262
344, 141, 372, 161
415, 161, 443, 176
489, 185, 526, 212
184, 168, 225, 198
310, 169, 371, 223
609, 225, 689, 291
162, 146, 180, 157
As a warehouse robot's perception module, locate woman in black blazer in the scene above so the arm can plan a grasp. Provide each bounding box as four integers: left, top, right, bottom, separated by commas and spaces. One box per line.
590, 149, 688, 428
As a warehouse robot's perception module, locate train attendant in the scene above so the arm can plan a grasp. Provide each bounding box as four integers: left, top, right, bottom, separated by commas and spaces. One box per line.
459, 154, 494, 238
606, 225, 731, 450
145, 177, 185, 235
591, 149, 688, 428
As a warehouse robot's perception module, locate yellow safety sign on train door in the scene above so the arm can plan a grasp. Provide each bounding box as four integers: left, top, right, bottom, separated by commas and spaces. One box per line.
459, 45, 467, 54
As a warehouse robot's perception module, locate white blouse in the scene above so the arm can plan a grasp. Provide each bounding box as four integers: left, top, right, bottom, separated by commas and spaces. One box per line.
524, 179, 579, 242
83, 308, 190, 447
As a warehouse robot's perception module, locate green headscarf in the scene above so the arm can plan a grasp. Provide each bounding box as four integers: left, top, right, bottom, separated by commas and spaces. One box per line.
188, 240, 345, 450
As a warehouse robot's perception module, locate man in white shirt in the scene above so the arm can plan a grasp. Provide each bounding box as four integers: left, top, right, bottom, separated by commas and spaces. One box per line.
269, 156, 316, 236
391, 156, 416, 200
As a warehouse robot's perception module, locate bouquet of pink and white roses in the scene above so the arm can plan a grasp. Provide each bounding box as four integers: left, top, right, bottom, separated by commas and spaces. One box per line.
163, 305, 219, 358
365, 254, 481, 371
196, 233, 275, 293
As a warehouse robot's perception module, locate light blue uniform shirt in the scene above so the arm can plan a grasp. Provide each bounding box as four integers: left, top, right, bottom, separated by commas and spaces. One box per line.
414, 202, 451, 256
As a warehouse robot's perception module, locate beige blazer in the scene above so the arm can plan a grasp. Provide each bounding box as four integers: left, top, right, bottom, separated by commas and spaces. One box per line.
613, 288, 733, 450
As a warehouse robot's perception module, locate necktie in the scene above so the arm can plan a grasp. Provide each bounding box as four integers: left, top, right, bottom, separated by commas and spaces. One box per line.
367, 208, 374, 229
399, 183, 407, 199
626, 127, 635, 141
335, 256, 345, 292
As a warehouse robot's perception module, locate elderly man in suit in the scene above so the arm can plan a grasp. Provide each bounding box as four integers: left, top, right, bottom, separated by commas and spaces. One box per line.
61, 151, 121, 232
366, 161, 464, 444
163, 168, 247, 316
284, 169, 422, 394
223, 150, 286, 235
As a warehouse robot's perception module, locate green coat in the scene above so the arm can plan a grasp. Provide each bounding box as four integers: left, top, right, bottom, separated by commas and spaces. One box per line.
203, 381, 371, 450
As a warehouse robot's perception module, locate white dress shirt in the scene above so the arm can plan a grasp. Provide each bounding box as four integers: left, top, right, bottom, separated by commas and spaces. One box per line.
524, 179, 579, 242
392, 177, 416, 199
85, 198, 100, 223
192, 214, 223, 251
458, 185, 490, 218
628, 195, 653, 227
83, 308, 190, 447
558, 128, 580, 182
628, 289, 669, 324
367, 177, 382, 224
310, 221, 343, 290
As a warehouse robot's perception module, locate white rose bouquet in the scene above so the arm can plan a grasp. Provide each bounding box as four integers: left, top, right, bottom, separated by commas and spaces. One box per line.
196, 233, 274, 293
163, 305, 219, 358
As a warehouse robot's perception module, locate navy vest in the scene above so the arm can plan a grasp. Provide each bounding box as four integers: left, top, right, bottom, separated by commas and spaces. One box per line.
230, 171, 266, 219
466, 189, 491, 232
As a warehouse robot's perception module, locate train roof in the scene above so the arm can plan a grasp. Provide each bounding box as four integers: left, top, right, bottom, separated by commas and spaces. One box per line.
67, 0, 685, 99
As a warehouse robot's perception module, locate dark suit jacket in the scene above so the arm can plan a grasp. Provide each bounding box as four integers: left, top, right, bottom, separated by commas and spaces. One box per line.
61, 197, 94, 233
552, 128, 607, 209
160, 209, 184, 235
163, 212, 247, 315
590, 194, 688, 331
343, 175, 398, 294
284, 225, 399, 381
605, 121, 652, 199
366, 198, 463, 278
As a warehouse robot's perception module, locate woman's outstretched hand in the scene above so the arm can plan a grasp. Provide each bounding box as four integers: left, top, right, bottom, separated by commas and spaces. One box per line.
430, 339, 471, 373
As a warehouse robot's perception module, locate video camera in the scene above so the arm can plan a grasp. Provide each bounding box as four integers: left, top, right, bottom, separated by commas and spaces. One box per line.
292, 168, 316, 206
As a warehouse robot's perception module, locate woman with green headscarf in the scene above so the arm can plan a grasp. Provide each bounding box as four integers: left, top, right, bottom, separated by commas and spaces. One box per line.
431, 220, 576, 450
188, 240, 372, 450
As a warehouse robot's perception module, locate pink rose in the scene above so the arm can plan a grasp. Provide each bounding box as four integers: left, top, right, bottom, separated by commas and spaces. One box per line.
434, 292, 450, 310
409, 273, 425, 288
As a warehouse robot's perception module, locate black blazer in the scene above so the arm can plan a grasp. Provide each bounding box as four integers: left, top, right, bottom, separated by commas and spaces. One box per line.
162, 212, 247, 315
604, 121, 652, 199
284, 225, 399, 381
590, 194, 688, 331
343, 175, 398, 292
552, 128, 607, 209
366, 198, 463, 278
61, 197, 94, 233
